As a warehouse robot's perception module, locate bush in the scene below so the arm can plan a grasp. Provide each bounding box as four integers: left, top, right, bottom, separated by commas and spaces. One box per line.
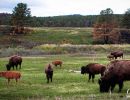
0, 25, 12, 34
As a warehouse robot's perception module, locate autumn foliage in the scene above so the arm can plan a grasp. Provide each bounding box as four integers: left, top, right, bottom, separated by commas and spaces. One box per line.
93, 23, 120, 44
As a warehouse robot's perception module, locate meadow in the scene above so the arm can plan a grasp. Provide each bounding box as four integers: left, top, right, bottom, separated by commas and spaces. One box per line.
0, 27, 130, 100
0, 54, 130, 100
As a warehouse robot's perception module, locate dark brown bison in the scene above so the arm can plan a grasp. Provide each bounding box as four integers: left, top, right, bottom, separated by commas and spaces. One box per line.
45, 64, 53, 83
52, 60, 62, 67
6, 55, 22, 71
99, 60, 130, 92
81, 63, 106, 82
110, 51, 123, 59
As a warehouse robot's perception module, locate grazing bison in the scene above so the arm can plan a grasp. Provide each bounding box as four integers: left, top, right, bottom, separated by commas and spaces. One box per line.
110, 51, 123, 59
0, 71, 21, 84
52, 60, 62, 67
6, 55, 22, 71
81, 63, 106, 82
99, 60, 130, 92
45, 64, 53, 83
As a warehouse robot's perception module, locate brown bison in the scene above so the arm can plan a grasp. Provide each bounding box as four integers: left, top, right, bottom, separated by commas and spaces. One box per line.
6, 55, 22, 71
0, 71, 21, 84
99, 60, 130, 92
45, 64, 53, 83
52, 60, 62, 67
81, 63, 106, 82
110, 51, 123, 59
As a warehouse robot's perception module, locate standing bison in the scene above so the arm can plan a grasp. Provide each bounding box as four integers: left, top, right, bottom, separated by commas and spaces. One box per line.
99, 60, 130, 92
81, 63, 106, 82
6, 55, 22, 71
45, 64, 53, 83
110, 51, 123, 59
52, 60, 62, 67
0, 71, 21, 84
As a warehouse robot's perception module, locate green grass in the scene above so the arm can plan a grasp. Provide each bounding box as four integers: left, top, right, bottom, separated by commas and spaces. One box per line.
0, 27, 93, 48
0, 54, 130, 100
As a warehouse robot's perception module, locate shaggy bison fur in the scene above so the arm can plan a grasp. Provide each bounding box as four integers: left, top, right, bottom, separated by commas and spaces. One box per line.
6, 55, 22, 71
110, 51, 123, 59
52, 60, 62, 67
45, 64, 53, 83
81, 63, 106, 82
99, 60, 130, 92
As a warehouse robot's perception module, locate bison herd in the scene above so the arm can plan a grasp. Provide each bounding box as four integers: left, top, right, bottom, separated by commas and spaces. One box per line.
1, 51, 130, 93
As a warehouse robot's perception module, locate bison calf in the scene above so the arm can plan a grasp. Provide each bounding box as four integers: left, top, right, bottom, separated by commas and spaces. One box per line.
0, 71, 21, 84
45, 64, 53, 83
52, 60, 62, 67
81, 63, 106, 82
111, 51, 123, 59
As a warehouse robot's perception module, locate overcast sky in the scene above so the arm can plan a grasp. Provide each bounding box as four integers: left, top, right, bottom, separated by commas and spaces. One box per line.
0, 0, 130, 17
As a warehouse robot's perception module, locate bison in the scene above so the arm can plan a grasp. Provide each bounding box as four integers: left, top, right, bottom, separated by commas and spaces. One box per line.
52, 60, 62, 67
99, 60, 130, 92
45, 64, 53, 83
6, 55, 22, 71
110, 51, 123, 59
0, 71, 21, 84
81, 63, 106, 82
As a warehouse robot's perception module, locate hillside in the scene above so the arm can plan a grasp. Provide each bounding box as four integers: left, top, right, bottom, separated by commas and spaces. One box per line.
0, 27, 130, 57
0, 27, 93, 48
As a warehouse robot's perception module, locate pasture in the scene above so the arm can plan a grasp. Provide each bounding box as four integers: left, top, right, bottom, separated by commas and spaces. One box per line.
0, 54, 130, 100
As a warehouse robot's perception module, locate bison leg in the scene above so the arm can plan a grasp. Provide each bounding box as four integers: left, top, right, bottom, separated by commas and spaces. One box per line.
110, 83, 116, 92
122, 55, 123, 59
19, 63, 22, 69
15, 78, 18, 83
8, 79, 10, 84
46, 75, 49, 83
51, 76, 52, 82
118, 81, 123, 92
88, 74, 91, 82
15, 64, 18, 70
12, 65, 14, 70
92, 74, 95, 83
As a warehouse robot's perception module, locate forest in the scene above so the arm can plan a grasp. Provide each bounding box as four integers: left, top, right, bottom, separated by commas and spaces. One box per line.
0, 13, 123, 27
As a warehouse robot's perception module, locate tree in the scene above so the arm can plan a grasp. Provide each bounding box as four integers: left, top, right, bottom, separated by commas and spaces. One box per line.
93, 8, 120, 44
122, 8, 130, 28
11, 3, 31, 34
97, 8, 114, 24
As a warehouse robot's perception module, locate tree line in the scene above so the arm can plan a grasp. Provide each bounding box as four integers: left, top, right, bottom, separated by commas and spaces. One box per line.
0, 13, 124, 27
1, 3, 130, 44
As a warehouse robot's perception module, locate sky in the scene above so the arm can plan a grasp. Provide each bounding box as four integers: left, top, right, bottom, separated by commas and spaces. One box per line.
0, 0, 130, 17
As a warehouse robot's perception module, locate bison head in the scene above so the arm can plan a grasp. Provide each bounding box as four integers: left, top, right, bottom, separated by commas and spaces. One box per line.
81, 66, 86, 74
98, 78, 110, 92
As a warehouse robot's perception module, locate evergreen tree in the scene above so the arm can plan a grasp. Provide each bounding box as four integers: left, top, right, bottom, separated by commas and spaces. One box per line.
122, 8, 130, 28
11, 3, 31, 27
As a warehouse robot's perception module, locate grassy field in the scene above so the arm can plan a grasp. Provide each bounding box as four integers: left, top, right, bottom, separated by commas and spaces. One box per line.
0, 27, 93, 49
0, 27, 130, 99
0, 54, 130, 100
